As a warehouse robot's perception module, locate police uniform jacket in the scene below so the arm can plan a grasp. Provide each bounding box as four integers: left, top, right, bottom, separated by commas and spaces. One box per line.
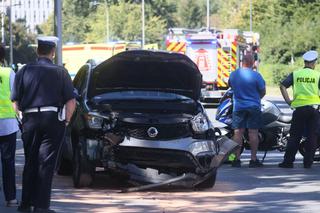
11, 57, 75, 111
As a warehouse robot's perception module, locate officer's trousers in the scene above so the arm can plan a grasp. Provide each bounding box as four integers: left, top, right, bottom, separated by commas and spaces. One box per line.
21, 112, 65, 209
0, 132, 17, 201
284, 106, 320, 166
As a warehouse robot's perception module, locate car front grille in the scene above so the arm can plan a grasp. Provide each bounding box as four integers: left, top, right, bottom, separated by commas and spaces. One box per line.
125, 122, 192, 140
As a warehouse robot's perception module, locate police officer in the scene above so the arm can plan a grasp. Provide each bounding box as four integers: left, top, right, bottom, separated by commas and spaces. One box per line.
11, 36, 76, 213
0, 45, 19, 207
279, 50, 320, 169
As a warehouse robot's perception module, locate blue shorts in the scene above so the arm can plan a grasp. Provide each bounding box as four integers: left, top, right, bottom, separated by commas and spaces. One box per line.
232, 108, 262, 129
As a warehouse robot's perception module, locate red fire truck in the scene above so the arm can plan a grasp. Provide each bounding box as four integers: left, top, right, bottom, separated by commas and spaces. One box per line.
166, 28, 248, 105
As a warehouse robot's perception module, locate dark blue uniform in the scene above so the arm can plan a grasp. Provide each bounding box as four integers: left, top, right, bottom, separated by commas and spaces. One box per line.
11, 57, 75, 210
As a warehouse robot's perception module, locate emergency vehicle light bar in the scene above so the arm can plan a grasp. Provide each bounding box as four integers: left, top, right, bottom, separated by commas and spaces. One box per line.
186, 41, 216, 45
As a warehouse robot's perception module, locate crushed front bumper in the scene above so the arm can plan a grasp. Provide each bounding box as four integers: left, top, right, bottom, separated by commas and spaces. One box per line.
115, 136, 238, 174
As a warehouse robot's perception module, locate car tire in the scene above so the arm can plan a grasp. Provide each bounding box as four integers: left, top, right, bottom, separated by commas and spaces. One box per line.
194, 171, 217, 189
57, 157, 73, 176
57, 136, 73, 176
72, 137, 95, 188
298, 140, 320, 161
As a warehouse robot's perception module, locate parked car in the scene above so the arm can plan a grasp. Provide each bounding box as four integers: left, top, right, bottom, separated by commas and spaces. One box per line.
58, 50, 237, 190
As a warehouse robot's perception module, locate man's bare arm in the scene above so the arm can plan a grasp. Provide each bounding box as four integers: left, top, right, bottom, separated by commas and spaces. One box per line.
65, 98, 76, 124
12, 101, 20, 115
280, 84, 292, 106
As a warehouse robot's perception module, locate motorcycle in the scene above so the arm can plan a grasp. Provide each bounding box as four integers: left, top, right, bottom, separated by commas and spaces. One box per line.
216, 89, 320, 162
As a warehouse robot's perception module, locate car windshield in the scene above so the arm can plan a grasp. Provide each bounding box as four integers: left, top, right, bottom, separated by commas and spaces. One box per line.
92, 91, 193, 102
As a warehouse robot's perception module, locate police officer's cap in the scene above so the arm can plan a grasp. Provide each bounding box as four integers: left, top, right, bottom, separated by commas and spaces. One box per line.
37, 36, 59, 47
303, 50, 318, 62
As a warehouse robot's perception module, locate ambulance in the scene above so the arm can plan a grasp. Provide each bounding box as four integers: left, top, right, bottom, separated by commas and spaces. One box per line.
62, 42, 141, 78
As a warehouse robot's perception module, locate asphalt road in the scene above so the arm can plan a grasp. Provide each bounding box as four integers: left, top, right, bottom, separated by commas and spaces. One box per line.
1, 97, 319, 213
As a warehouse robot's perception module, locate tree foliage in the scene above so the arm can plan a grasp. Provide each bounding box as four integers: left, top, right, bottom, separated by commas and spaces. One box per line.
36, 0, 320, 66
1, 17, 37, 65
177, 0, 204, 28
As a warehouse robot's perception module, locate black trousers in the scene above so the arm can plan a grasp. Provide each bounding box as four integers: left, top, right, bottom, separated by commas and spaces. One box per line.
0, 132, 17, 201
21, 112, 65, 209
284, 106, 320, 166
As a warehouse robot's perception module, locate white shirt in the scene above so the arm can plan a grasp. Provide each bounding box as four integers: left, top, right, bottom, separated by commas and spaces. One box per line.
0, 70, 19, 136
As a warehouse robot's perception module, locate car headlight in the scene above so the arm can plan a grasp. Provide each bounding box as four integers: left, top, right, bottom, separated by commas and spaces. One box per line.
85, 112, 108, 129
86, 114, 104, 129
191, 113, 209, 133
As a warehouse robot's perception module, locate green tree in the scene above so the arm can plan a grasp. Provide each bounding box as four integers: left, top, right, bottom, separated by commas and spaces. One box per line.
86, 2, 166, 44
1, 17, 37, 64
177, 0, 204, 28
40, 0, 93, 43
146, 0, 177, 28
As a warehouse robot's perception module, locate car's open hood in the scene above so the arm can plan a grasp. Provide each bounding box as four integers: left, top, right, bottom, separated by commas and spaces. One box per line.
87, 50, 202, 100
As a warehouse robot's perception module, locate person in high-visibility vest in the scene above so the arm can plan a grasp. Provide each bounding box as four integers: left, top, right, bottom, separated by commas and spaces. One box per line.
0, 45, 19, 207
279, 50, 320, 168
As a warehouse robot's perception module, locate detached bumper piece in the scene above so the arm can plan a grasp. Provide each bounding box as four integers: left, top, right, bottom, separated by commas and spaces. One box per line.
121, 171, 215, 193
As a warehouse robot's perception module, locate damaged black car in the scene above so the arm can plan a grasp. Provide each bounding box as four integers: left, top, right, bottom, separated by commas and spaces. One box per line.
58, 50, 237, 190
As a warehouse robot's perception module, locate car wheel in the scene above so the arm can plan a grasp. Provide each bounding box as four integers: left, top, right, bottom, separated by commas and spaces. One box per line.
299, 140, 320, 161
56, 135, 73, 176
57, 157, 73, 176
194, 171, 217, 189
72, 137, 95, 188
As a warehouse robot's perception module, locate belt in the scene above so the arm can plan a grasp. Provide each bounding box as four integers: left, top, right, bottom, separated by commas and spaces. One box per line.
24, 106, 59, 113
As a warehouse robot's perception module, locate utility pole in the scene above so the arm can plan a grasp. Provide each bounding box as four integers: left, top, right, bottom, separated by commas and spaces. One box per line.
141, 0, 145, 49
54, 0, 62, 65
1, 0, 4, 45
105, 0, 109, 42
9, 0, 12, 65
250, 0, 252, 32
206, 0, 210, 31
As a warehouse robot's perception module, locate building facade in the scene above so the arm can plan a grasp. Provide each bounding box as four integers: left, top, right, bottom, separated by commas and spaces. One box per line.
1, 0, 54, 32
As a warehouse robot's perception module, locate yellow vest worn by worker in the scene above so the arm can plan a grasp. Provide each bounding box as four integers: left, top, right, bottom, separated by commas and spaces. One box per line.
291, 68, 320, 108
0, 67, 16, 119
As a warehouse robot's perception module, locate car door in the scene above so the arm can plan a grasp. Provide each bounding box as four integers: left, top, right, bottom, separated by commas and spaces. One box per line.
72, 64, 90, 132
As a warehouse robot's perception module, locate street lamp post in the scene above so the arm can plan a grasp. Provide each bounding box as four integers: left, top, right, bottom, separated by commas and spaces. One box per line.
105, 0, 109, 42
91, 0, 109, 43
54, 0, 62, 65
141, 0, 145, 49
206, 0, 210, 31
9, 0, 12, 65
1, 0, 4, 45
250, 0, 252, 32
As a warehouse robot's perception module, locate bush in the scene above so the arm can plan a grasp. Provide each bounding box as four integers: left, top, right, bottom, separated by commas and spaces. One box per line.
259, 63, 301, 86
271, 64, 296, 85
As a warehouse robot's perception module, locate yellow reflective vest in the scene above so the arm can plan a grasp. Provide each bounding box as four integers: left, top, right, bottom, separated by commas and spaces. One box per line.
291, 68, 320, 108
0, 68, 16, 119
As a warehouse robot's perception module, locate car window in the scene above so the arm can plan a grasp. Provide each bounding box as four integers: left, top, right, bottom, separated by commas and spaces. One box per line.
73, 65, 89, 94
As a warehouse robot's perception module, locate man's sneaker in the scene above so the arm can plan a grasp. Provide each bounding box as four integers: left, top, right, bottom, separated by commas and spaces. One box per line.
278, 161, 293, 168
249, 159, 263, 168
231, 159, 241, 167
6, 199, 19, 207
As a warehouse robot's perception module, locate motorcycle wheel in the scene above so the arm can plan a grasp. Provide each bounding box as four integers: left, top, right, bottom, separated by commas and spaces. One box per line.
298, 140, 320, 161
